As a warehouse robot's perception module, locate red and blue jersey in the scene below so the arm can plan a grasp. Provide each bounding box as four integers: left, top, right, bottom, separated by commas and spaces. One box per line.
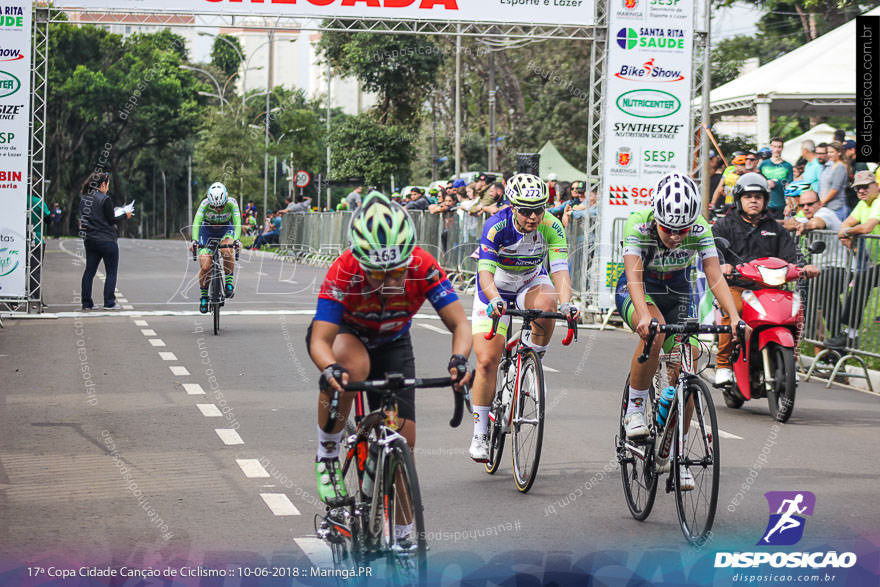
315, 247, 458, 347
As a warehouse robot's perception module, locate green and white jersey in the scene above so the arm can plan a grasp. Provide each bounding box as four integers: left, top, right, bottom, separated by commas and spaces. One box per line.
622, 208, 717, 279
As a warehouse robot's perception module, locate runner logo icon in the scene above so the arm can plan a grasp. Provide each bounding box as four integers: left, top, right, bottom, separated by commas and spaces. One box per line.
760, 491, 815, 546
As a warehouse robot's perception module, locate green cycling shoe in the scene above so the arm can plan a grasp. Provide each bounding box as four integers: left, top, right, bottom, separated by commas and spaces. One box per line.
316, 458, 348, 507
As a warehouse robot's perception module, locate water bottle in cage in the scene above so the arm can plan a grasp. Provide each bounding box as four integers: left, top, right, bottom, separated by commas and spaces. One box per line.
361, 442, 380, 498
656, 386, 675, 428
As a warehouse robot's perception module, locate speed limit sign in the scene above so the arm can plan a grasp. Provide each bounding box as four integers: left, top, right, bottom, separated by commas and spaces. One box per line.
294, 170, 311, 188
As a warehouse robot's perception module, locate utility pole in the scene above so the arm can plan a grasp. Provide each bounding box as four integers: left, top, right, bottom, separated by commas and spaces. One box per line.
187, 155, 193, 223
161, 169, 167, 239
326, 61, 332, 208
455, 24, 461, 178
264, 28, 274, 217
488, 48, 497, 171
431, 92, 439, 182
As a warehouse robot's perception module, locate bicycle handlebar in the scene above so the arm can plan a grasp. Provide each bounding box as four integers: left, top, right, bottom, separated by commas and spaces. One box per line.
191, 242, 239, 262
636, 319, 747, 364
484, 308, 578, 346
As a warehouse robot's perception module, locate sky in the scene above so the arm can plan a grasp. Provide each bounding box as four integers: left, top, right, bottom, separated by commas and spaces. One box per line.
711, 2, 763, 45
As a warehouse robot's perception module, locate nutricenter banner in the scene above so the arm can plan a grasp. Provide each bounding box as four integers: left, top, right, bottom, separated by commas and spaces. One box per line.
53, 0, 596, 26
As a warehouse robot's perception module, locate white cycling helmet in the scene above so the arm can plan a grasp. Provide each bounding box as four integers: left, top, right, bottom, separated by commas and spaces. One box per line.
652, 171, 701, 230
206, 182, 228, 207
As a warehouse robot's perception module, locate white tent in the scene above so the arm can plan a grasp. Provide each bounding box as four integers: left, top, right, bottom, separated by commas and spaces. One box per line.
780, 123, 837, 163
708, 8, 874, 146
538, 141, 589, 183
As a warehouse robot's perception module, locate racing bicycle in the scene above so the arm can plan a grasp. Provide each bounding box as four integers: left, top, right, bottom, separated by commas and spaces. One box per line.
616, 318, 745, 543
191, 240, 238, 335
317, 373, 470, 584
484, 309, 577, 493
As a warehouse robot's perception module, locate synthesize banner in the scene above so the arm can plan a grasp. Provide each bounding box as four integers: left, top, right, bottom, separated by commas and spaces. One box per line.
53, 0, 596, 26
597, 0, 695, 307
0, 0, 30, 298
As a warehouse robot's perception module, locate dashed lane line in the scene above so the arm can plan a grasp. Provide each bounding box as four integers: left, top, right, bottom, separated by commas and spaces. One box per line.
236, 459, 270, 478
197, 404, 223, 417
170, 366, 191, 376
294, 537, 333, 567
141, 329, 157, 336
158, 352, 177, 361
148, 339, 166, 347
133, 319, 149, 327
215, 429, 244, 446
418, 323, 450, 335
260, 493, 300, 516
182, 383, 205, 395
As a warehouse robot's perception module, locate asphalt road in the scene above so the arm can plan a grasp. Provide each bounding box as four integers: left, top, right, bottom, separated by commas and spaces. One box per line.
1, 237, 878, 585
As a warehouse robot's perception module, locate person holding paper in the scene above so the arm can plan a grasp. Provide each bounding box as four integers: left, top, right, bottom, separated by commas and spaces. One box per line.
78, 171, 131, 310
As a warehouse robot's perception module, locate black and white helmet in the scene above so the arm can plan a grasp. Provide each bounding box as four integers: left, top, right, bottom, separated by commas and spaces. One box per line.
206, 182, 228, 207
652, 171, 701, 230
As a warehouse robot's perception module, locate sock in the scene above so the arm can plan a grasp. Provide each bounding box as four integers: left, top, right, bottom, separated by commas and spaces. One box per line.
626, 387, 649, 416
225, 274, 234, 286
521, 330, 549, 356
200, 288, 208, 298
395, 522, 414, 540
316, 426, 344, 460
472, 405, 490, 436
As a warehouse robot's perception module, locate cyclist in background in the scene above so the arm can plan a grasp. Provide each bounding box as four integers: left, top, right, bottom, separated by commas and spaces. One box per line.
616, 171, 746, 489
468, 173, 580, 463
307, 192, 472, 510
191, 182, 241, 314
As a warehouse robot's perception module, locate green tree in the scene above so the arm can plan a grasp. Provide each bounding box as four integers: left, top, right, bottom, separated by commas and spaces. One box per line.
329, 114, 414, 187
211, 34, 245, 78
195, 108, 264, 207
317, 27, 444, 127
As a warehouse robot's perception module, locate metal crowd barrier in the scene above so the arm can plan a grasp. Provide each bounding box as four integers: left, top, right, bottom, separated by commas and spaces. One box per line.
278, 208, 594, 298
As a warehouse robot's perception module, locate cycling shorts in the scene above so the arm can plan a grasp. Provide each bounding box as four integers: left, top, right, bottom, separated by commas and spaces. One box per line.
306, 321, 416, 422
472, 268, 555, 336
198, 224, 235, 256
615, 273, 696, 352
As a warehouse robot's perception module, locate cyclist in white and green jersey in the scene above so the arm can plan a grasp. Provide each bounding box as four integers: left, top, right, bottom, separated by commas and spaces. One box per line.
616, 171, 746, 484
191, 182, 241, 313
468, 173, 580, 462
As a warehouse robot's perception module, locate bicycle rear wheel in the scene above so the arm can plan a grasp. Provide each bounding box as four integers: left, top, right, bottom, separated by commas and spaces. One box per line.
673, 377, 719, 544
485, 360, 508, 475
618, 375, 658, 521
511, 349, 544, 493
381, 436, 427, 585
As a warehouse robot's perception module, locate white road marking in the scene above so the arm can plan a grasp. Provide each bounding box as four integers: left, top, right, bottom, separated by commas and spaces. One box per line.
236, 459, 270, 478
148, 339, 166, 347
122, 305, 134, 310
260, 493, 300, 516
294, 537, 334, 567
215, 429, 244, 445
419, 323, 450, 335
690, 420, 743, 440
158, 352, 177, 361
141, 329, 157, 336
133, 320, 148, 326
118, 298, 128, 303
182, 383, 205, 395
197, 404, 222, 417
543, 366, 560, 373
170, 366, 191, 376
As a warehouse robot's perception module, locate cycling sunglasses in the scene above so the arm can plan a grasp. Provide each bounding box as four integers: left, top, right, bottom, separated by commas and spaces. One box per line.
364, 265, 408, 280
515, 206, 545, 217
657, 224, 691, 236
797, 199, 820, 208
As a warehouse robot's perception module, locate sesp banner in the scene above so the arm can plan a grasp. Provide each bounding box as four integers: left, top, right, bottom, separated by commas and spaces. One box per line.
596, 0, 695, 307
0, 0, 30, 298
52, 0, 596, 26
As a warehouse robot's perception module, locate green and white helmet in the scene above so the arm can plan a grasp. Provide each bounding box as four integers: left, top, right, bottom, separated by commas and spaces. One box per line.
348, 191, 416, 270
505, 174, 549, 208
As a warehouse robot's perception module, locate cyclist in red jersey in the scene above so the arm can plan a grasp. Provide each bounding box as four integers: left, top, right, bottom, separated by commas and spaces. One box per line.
307, 192, 472, 508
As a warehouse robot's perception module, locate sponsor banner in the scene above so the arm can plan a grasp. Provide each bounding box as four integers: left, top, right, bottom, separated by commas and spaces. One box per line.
0, 0, 29, 298
54, 0, 596, 26
598, 0, 694, 307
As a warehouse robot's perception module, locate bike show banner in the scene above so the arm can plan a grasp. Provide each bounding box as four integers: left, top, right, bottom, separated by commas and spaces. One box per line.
597, 0, 694, 307
0, 0, 30, 299
53, 0, 596, 26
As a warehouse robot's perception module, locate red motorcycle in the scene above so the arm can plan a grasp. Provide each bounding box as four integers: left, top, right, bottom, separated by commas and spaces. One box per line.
717, 242, 824, 423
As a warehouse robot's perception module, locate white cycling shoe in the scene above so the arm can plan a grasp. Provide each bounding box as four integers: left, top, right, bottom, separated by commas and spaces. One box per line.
469, 434, 490, 463
624, 411, 649, 439
714, 368, 733, 386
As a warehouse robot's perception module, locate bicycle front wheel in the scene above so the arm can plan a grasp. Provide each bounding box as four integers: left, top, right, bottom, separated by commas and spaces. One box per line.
618, 375, 658, 521
485, 360, 508, 475
381, 436, 427, 585
511, 348, 544, 493
674, 377, 719, 544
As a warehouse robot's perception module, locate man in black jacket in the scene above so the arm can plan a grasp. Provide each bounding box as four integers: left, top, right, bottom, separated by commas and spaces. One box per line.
711, 172, 819, 385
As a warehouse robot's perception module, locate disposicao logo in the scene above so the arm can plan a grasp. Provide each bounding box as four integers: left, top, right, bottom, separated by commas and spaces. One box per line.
714, 491, 858, 571
616, 89, 681, 118
0, 70, 20, 98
